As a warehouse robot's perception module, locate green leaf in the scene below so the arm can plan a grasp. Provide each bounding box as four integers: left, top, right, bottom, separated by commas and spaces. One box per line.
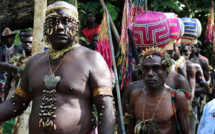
79, 36, 86, 42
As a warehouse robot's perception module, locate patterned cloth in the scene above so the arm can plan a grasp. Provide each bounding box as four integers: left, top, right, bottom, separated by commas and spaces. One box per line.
81, 25, 100, 44
171, 89, 190, 134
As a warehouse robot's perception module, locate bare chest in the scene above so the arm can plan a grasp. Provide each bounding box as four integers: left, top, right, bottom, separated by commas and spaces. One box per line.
133, 95, 174, 124
27, 60, 90, 98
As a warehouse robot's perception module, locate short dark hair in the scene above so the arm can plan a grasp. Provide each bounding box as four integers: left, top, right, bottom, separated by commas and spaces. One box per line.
197, 40, 202, 48
86, 11, 95, 16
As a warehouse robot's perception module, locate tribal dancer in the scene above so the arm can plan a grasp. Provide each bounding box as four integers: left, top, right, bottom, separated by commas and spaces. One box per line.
126, 47, 190, 134
0, 1, 115, 134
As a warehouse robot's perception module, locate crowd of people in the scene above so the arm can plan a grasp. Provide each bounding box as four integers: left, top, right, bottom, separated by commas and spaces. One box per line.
0, 1, 214, 134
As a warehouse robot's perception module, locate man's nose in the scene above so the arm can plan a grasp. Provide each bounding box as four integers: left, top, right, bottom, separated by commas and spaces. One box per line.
147, 69, 154, 77
57, 20, 64, 30
26, 43, 31, 46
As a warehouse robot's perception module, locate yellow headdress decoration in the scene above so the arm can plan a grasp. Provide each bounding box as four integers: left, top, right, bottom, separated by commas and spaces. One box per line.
141, 47, 166, 58
46, 1, 79, 22
141, 47, 173, 73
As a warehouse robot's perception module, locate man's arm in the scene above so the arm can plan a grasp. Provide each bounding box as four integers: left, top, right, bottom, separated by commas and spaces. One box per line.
175, 73, 190, 92
89, 52, 115, 134
186, 63, 196, 106
176, 90, 190, 134
3, 72, 13, 101
195, 63, 212, 94
200, 58, 210, 81
0, 59, 31, 122
0, 62, 23, 74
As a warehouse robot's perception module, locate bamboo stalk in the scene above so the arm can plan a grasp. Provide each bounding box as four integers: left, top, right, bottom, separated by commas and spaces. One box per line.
105, 7, 126, 134
99, 0, 120, 44
32, 0, 47, 54
145, 0, 148, 11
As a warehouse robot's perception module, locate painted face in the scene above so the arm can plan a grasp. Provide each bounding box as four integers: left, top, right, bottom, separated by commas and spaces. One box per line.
86, 13, 96, 24
141, 55, 167, 89
181, 44, 191, 59
23, 36, 33, 52
44, 9, 79, 50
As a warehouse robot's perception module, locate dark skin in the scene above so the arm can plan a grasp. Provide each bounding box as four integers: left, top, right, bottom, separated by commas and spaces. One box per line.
22, 36, 33, 57
128, 55, 190, 134
180, 44, 208, 105
0, 62, 23, 102
122, 69, 190, 113
189, 43, 211, 95
90, 35, 98, 50
174, 44, 199, 105
3, 35, 15, 48
0, 6, 115, 134
86, 13, 97, 29
4, 36, 32, 100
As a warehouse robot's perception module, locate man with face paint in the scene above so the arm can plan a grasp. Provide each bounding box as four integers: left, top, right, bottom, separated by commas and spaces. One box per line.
127, 47, 190, 134
0, 1, 115, 134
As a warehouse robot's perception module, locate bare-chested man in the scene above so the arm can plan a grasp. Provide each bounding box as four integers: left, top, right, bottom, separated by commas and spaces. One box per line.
0, 1, 115, 134
127, 47, 190, 134
173, 43, 206, 105
180, 43, 210, 134
190, 40, 211, 95
122, 50, 190, 114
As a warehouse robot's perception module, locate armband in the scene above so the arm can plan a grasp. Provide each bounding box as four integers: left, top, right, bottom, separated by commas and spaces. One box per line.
15, 86, 30, 101
200, 77, 206, 83
93, 87, 113, 99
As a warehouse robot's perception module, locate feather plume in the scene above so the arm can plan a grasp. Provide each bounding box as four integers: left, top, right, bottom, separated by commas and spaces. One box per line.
205, 1, 214, 44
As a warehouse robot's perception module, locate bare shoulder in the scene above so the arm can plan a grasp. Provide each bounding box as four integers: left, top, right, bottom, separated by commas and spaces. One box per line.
175, 90, 187, 102
75, 46, 104, 65
186, 61, 195, 69
76, 46, 102, 59
25, 51, 48, 68
130, 88, 145, 99
174, 73, 187, 82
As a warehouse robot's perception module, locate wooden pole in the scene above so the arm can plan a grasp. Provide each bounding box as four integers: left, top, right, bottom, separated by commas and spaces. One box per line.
145, 0, 148, 11
32, 0, 47, 54
99, 0, 120, 44
105, 7, 126, 134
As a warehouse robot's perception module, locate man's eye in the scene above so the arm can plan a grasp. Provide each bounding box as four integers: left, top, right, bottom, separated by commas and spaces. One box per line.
153, 66, 160, 71
142, 67, 149, 71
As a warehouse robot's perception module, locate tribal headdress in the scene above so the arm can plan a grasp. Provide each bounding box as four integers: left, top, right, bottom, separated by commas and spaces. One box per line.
141, 47, 174, 73
43, 1, 79, 45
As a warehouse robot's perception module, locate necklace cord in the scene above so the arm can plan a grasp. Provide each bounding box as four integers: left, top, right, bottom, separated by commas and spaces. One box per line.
142, 88, 166, 123
48, 51, 71, 75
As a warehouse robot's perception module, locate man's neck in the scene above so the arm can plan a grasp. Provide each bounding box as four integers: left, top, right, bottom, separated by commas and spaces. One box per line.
189, 53, 196, 59
87, 23, 96, 29
25, 51, 32, 57
146, 85, 166, 97
5, 44, 14, 50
